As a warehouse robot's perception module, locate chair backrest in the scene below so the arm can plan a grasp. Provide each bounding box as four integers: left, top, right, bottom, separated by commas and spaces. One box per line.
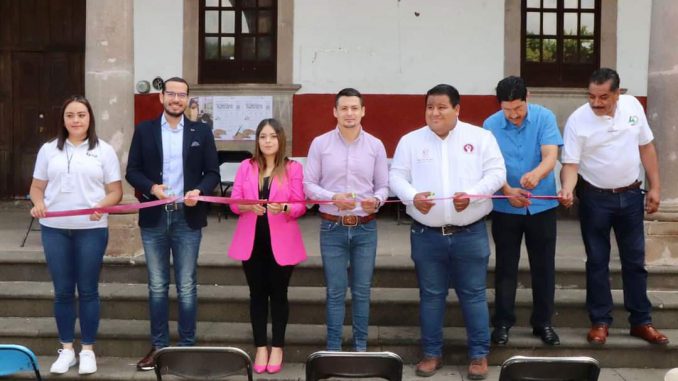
305, 351, 403, 381
153, 346, 252, 381
218, 150, 252, 165
219, 162, 241, 185
499, 356, 600, 381
0, 344, 42, 380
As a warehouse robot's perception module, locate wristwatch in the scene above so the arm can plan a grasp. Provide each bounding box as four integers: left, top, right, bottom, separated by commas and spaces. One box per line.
283, 204, 289, 213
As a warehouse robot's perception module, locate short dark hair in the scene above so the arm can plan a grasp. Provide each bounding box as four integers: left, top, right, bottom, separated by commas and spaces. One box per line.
589, 68, 620, 91
162, 76, 190, 94
56, 95, 99, 151
495, 76, 527, 102
335, 88, 363, 107
426, 84, 460, 107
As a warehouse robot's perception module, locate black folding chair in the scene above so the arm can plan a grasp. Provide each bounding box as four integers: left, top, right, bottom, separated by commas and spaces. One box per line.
153, 346, 253, 381
499, 355, 600, 381
305, 351, 403, 381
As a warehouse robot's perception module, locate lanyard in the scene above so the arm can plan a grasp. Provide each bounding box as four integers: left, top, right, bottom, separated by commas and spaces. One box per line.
65, 146, 75, 174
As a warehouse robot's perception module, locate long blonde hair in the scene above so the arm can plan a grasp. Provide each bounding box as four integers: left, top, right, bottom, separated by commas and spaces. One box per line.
252, 118, 288, 189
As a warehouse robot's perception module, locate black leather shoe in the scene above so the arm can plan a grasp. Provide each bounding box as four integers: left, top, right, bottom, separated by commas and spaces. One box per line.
533, 326, 560, 345
491, 325, 510, 345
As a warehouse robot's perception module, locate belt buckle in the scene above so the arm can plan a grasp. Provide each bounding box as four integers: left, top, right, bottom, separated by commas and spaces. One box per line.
341, 215, 359, 227
441, 225, 460, 236
164, 202, 178, 212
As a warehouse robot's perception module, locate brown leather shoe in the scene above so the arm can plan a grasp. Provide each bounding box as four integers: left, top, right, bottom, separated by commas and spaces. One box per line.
587, 323, 609, 344
630, 324, 669, 345
468, 357, 488, 380
136, 348, 157, 371
415, 356, 442, 377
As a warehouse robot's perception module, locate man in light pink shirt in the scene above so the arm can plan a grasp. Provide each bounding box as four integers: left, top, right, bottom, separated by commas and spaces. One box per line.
303, 87, 389, 351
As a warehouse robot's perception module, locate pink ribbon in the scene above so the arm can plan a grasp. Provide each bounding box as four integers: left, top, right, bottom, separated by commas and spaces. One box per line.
41, 193, 560, 218
43, 197, 179, 218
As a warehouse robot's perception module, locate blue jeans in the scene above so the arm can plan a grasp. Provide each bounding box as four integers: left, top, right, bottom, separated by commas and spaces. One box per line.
411, 220, 491, 360
578, 186, 651, 326
319, 219, 377, 351
141, 206, 202, 348
41, 226, 108, 345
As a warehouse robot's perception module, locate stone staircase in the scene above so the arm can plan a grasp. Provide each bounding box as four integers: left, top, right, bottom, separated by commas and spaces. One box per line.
1, 214, 677, 379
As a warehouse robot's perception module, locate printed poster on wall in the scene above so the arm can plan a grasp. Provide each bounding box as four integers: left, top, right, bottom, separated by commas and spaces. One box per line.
185, 96, 273, 140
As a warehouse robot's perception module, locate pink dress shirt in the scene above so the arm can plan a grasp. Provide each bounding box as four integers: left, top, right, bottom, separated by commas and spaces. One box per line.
303, 127, 389, 216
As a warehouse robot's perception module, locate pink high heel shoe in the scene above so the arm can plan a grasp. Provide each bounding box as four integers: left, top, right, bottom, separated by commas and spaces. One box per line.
253, 347, 268, 374
266, 351, 283, 374
253, 364, 267, 374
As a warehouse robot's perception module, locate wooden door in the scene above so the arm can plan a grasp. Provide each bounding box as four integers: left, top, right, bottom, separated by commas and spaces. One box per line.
0, 0, 85, 198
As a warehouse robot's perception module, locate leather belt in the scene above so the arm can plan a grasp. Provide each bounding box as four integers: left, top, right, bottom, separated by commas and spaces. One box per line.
414, 220, 480, 236
164, 202, 183, 212
319, 212, 376, 227
581, 179, 641, 194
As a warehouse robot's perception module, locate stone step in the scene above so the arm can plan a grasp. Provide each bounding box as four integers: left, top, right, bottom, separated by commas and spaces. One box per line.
2, 250, 678, 290
2, 317, 677, 368
5, 357, 671, 381
2, 282, 678, 328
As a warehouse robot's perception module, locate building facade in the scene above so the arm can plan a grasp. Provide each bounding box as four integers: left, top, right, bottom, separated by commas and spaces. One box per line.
2, 0, 676, 261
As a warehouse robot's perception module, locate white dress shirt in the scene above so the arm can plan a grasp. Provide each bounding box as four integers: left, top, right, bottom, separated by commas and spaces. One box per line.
561, 94, 653, 189
389, 121, 506, 226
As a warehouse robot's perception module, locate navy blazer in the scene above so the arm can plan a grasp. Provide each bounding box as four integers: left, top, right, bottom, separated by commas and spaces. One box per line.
126, 114, 220, 229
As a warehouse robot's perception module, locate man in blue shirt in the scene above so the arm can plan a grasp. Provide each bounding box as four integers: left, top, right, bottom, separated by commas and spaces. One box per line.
483, 76, 563, 346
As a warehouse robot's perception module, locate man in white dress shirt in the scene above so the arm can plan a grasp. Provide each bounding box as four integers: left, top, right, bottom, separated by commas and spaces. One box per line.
390, 84, 505, 380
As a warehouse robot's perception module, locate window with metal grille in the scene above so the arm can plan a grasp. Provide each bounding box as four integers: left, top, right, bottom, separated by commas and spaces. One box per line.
521, 0, 600, 87
199, 0, 277, 83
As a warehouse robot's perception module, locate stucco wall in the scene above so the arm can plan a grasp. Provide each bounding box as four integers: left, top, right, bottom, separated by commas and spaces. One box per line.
616, 0, 651, 95
133, 0, 184, 90
292, 0, 505, 95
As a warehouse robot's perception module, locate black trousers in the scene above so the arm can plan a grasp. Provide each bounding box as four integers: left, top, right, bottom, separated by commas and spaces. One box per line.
491, 208, 557, 328
242, 233, 294, 347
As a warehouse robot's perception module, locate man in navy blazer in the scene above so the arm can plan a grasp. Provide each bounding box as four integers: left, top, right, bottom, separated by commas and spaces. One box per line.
126, 77, 219, 371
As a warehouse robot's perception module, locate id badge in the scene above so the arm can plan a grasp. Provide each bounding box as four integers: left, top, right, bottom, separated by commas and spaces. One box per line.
61, 173, 75, 193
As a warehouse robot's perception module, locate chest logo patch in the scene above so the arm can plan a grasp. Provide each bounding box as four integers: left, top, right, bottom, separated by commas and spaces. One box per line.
628, 115, 639, 126
463, 143, 474, 153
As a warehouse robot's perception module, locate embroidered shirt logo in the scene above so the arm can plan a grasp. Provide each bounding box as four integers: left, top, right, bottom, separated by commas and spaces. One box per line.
463, 144, 474, 153
416, 148, 433, 163
628, 115, 639, 126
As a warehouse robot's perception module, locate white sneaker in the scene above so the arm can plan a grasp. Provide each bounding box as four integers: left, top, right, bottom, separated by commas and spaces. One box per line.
50, 348, 77, 374
79, 350, 97, 374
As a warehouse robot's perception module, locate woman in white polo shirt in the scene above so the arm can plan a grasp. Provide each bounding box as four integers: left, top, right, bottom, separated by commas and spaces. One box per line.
29, 96, 122, 375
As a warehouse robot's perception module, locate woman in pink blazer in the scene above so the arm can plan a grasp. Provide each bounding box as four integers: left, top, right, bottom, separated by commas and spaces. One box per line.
227, 118, 307, 374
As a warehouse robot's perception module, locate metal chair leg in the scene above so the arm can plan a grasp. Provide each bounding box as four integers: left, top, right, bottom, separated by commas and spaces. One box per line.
21, 217, 35, 247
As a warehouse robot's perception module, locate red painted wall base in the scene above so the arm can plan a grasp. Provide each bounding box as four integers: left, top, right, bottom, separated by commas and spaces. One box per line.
134, 93, 647, 158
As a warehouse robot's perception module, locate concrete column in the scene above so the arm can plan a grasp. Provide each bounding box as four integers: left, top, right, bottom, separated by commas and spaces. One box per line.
85, 0, 142, 257
644, 0, 678, 264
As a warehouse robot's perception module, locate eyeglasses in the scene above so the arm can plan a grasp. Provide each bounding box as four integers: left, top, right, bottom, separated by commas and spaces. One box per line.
164, 91, 188, 100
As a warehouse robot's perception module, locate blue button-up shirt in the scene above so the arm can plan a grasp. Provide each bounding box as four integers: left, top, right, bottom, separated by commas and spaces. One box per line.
161, 114, 185, 198
483, 103, 563, 215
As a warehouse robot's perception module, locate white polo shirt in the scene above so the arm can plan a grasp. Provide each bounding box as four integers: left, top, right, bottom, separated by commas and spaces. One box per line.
33, 139, 121, 229
562, 94, 654, 189
389, 121, 506, 227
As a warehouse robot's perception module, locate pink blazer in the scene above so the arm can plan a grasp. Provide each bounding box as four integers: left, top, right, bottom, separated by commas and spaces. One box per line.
227, 159, 308, 265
